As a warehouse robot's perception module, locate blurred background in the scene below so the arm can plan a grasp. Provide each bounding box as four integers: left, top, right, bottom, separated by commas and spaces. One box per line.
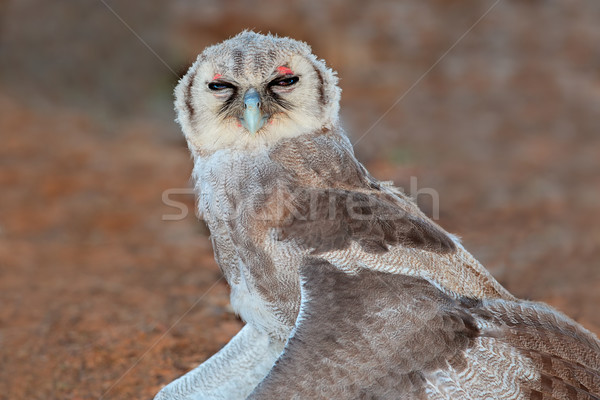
1, 0, 599, 398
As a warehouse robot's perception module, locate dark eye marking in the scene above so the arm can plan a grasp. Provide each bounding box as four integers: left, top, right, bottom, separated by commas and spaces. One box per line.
269, 76, 299, 87
208, 81, 235, 91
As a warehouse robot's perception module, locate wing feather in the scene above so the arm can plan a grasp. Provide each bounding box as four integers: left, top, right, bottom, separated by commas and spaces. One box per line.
474, 300, 600, 399
276, 187, 456, 255
247, 259, 600, 399
248, 259, 480, 399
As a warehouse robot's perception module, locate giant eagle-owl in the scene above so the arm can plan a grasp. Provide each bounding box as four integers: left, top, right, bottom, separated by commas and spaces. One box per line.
155, 31, 600, 400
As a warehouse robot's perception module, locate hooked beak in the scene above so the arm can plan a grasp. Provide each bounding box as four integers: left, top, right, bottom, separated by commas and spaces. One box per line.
239, 88, 268, 134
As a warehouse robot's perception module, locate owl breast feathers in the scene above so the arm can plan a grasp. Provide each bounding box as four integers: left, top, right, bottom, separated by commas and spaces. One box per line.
154, 31, 600, 400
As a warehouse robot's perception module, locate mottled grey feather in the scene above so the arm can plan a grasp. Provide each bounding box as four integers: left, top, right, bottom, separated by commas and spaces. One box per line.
249, 259, 600, 400
248, 259, 479, 399
276, 187, 457, 254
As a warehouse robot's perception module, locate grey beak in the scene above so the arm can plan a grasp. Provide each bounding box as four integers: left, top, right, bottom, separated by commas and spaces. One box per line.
240, 88, 267, 134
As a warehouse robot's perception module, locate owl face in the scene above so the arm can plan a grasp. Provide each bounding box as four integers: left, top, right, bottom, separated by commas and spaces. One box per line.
175, 31, 341, 155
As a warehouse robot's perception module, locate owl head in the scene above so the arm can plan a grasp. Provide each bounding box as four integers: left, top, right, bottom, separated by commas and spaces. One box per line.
174, 31, 341, 155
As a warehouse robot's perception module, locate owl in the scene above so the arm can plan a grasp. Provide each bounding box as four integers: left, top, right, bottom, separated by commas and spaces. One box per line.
155, 31, 600, 400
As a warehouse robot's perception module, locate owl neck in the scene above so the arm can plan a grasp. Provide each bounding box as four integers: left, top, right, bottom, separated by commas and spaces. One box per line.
190, 126, 356, 222
188, 122, 345, 159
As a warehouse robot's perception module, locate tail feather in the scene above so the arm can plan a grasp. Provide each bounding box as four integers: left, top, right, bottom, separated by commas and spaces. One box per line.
477, 299, 600, 399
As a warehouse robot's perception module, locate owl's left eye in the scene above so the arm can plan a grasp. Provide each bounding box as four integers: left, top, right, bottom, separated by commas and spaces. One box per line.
271, 76, 299, 87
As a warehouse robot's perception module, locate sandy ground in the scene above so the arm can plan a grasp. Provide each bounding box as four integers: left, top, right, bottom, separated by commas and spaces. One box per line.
0, 1, 599, 399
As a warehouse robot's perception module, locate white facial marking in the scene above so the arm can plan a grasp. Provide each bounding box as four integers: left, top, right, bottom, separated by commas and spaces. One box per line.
174, 31, 340, 156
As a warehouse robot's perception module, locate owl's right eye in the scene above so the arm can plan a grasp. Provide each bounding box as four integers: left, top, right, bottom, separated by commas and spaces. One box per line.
208, 82, 234, 91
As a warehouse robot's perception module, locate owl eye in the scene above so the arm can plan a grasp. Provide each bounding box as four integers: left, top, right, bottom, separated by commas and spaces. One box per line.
271, 76, 299, 87
208, 82, 234, 91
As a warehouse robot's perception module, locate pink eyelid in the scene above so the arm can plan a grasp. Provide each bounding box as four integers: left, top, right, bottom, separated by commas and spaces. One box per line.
277, 66, 294, 75
212, 68, 292, 80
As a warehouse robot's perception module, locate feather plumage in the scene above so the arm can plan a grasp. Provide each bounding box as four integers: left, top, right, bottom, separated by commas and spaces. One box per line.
154, 31, 600, 400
